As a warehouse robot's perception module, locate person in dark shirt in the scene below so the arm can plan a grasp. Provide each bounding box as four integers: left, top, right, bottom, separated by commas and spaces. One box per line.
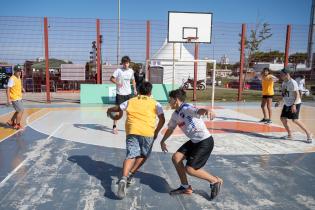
134, 68, 146, 92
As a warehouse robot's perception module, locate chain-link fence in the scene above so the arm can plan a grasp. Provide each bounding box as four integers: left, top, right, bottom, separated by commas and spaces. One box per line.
0, 16, 311, 103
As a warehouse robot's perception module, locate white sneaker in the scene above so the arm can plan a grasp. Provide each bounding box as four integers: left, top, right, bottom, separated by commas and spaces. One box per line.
117, 178, 127, 199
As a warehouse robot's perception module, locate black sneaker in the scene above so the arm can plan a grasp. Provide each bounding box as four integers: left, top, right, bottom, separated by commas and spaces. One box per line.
117, 178, 127, 199
306, 136, 313, 144
265, 119, 272, 124
169, 185, 193, 195
127, 173, 136, 186
259, 118, 267, 123
210, 179, 222, 200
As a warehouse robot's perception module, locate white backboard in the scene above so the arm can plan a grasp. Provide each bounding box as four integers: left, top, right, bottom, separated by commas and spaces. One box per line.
168, 11, 213, 43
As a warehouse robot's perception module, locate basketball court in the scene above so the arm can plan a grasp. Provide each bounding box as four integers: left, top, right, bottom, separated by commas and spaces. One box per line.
0, 102, 314, 210
1, 9, 314, 210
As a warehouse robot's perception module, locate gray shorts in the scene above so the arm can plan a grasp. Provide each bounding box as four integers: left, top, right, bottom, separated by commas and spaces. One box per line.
126, 134, 154, 159
12, 100, 24, 112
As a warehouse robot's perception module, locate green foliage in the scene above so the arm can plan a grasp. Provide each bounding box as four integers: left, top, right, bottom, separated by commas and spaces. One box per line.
31, 58, 72, 69
250, 51, 284, 63
245, 22, 273, 54
289, 52, 308, 64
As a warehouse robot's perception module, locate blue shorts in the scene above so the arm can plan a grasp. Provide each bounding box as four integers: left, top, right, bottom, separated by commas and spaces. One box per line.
126, 134, 154, 159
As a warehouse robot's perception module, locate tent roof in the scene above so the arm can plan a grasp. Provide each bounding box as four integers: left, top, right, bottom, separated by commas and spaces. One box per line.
151, 39, 194, 61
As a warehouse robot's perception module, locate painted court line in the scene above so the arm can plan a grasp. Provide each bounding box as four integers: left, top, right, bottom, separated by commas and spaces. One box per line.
26, 109, 50, 125
0, 122, 64, 188
0, 158, 28, 187
0, 109, 48, 144
47, 123, 64, 139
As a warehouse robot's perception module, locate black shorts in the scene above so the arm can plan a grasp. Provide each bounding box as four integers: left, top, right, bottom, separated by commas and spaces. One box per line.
116, 94, 131, 105
177, 136, 214, 170
262, 95, 273, 99
280, 104, 301, 120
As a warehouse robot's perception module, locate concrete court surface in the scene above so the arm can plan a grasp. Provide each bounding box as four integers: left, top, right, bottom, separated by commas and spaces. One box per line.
0, 102, 314, 210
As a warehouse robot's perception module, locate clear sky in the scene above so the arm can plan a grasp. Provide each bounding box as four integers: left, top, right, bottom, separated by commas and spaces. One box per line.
1, 0, 312, 24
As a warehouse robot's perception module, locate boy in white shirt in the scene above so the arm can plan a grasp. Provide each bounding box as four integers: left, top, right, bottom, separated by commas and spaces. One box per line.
275, 68, 312, 143
110, 56, 137, 134
160, 89, 223, 200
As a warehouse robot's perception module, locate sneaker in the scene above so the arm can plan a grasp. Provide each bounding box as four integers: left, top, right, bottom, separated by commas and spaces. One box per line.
169, 185, 193, 195
127, 173, 136, 186
210, 177, 223, 200
259, 118, 267, 123
306, 135, 313, 144
117, 178, 127, 199
6, 121, 15, 127
280, 135, 293, 140
13, 124, 23, 130
112, 127, 118, 135
264, 119, 272, 124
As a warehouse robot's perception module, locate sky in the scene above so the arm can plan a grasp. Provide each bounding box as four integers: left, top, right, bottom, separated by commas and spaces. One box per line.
0, 0, 313, 65
1, 0, 312, 24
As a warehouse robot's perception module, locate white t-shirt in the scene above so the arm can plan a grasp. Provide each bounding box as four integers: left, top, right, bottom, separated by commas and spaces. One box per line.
281, 78, 301, 106
7, 77, 15, 88
112, 68, 134, 95
168, 103, 211, 143
295, 77, 305, 91
120, 100, 164, 116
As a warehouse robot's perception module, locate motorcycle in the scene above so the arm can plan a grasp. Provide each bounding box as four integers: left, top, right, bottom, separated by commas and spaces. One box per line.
181, 76, 206, 90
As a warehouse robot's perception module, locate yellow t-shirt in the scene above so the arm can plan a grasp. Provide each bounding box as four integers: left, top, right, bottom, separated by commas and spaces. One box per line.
262, 75, 274, 96
8, 75, 22, 101
125, 95, 158, 137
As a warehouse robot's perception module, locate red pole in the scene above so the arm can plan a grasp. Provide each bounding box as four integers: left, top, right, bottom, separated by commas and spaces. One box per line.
44, 17, 51, 103
238, 24, 246, 101
193, 43, 199, 101
146, 20, 151, 81
96, 19, 101, 84
284, 25, 291, 68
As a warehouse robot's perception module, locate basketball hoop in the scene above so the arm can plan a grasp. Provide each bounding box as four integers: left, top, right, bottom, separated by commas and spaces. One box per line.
184, 36, 199, 43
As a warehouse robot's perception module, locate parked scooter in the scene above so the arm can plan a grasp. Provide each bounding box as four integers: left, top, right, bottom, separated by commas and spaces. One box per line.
181, 76, 206, 90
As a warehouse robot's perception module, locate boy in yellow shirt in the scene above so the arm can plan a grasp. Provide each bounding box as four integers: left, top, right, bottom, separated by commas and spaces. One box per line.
260, 68, 278, 124
107, 81, 165, 199
6, 65, 25, 130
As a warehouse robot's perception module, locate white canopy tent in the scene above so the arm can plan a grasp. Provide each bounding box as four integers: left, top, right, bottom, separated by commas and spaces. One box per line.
148, 39, 207, 85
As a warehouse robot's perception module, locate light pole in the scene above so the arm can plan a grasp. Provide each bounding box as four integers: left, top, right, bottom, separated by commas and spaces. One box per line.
117, 0, 120, 65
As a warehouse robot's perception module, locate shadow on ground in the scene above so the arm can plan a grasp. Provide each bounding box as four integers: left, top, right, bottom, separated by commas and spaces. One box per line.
68, 155, 171, 200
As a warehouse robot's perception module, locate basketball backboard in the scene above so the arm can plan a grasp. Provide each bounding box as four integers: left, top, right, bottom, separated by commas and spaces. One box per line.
168, 11, 213, 43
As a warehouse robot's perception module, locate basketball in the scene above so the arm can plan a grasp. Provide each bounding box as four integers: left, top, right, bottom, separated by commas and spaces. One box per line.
107, 110, 123, 120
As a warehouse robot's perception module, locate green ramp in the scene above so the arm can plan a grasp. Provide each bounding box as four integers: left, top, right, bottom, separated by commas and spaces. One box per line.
80, 84, 180, 104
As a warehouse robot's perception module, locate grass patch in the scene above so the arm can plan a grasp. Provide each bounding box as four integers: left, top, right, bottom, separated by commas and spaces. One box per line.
185, 87, 314, 102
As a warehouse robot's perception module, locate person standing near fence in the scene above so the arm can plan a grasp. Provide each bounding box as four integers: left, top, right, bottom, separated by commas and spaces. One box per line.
275, 68, 312, 143
295, 74, 309, 99
110, 56, 137, 134
6, 65, 25, 130
134, 67, 146, 92
260, 68, 278, 124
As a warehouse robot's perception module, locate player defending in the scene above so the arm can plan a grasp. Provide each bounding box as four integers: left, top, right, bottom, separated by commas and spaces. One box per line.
160, 89, 223, 200
110, 56, 137, 134
107, 81, 165, 199
275, 68, 312, 143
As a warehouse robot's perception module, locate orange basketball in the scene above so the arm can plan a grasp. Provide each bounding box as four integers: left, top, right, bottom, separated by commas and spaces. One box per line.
108, 110, 123, 120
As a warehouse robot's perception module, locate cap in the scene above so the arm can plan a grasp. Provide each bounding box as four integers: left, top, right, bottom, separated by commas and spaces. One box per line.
14, 65, 22, 72
280, 68, 291, 74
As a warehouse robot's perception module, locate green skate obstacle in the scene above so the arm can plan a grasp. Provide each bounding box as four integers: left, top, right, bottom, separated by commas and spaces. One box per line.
80, 84, 180, 104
